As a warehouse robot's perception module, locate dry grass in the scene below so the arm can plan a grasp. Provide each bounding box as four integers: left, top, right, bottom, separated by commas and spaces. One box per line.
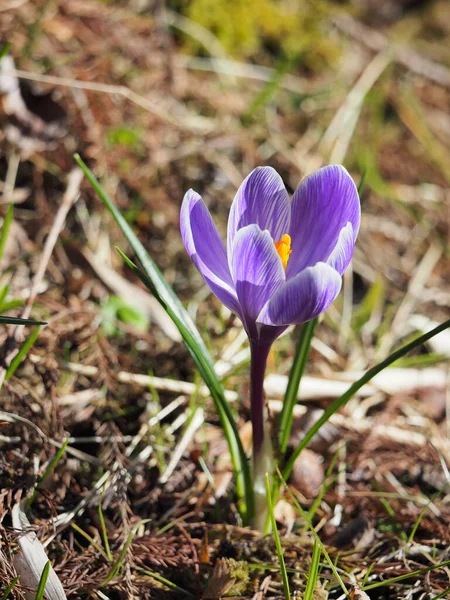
0, 0, 450, 598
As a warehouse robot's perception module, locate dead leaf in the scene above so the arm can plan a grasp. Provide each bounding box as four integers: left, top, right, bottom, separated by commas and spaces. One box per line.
12, 502, 67, 600
199, 530, 210, 564
290, 448, 325, 498
273, 498, 297, 530
202, 558, 235, 599
350, 585, 371, 599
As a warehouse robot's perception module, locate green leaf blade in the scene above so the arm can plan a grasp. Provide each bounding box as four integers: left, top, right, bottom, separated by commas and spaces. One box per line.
278, 318, 317, 454
75, 154, 254, 523
0, 316, 45, 326
282, 317, 450, 483
34, 561, 51, 600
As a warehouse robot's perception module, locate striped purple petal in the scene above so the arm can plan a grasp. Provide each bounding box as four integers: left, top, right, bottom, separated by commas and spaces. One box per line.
286, 165, 360, 279
227, 167, 290, 256
327, 222, 356, 275
180, 189, 242, 317
257, 262, 342, 327
230, 224, 285, 324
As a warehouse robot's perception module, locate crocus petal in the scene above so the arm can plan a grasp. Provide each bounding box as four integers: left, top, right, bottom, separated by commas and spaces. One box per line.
286, 165, 360, 278
227, 167, 290, 258
230, 224, 285, 323
327, 222, 355, 275
180, 189, 242, 317
257, 262, 342, 326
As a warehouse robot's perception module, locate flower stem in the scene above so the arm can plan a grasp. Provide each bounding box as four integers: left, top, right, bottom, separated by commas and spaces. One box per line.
250, 340, 272, 531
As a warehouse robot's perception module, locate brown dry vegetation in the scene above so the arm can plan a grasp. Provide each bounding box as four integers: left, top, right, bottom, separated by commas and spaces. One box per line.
0, 0, 450, 598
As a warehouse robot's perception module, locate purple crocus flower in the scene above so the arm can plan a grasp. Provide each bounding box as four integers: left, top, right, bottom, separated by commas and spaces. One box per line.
181, 165, 360, 342
180, 165, 360, 529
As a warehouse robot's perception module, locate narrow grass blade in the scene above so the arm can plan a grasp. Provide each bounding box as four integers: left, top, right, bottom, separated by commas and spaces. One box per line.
34, 561, 50, 600
351, 276, 384, 333
0, 576, 19, 600
408, 482, 449, 545
0, 316, 45, 325
278, 318, 317, 454
407, 502, 432, 545
103, 529, 136, 585
26, 439, 69, 510
361, 562, 374, 587
98, 490, 113, 561
74, 154, 204, 351
362, 559, 450, 591
71, 522, 110, 560
0, 42, 10, 62
394, 353, 447, 368
103, 519, 151, 585
303, 539, 321, 600
0, 284, 9, 305
242, 55, 296, 123
429, 586, 450, 600
0, 204, 14, 262
0, 300, 25, 313
265, 474, 290, 600
75, 154, 253, 522
357, 168, 367, 196
282, 318, 450, 483
282, 480, 349, 597
134, 566, 194, 597
307, 446, 340, 523
5, 326, 41, 382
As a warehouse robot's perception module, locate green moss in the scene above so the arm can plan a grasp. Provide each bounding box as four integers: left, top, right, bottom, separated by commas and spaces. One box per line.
183, 0, 340, 69
223, 558, 250, 596
101, 295, 149, 337
107, 126, 144, 157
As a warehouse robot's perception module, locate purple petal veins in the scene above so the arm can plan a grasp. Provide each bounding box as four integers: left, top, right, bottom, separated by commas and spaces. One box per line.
286, 165, 360, 278
181, 164, 360, 335
230, 224, 285, 325
257, 262, 342, 327
227, 166, 290, 256
327, 222, 355, 275
180, 189, 242, 317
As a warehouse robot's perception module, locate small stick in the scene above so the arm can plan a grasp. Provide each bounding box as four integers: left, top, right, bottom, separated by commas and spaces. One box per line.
0, 169, 82, 387
333, 14, 450, 89
29, 354, 240, 401
18, 168, 83, 328
159, 407, 204, 484
322, 52, 391, 163
13, 68, 213, 134
377, 242, 442, 358
1, 149, 20, 207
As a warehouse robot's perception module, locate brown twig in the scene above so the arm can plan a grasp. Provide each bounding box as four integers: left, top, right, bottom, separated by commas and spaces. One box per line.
18, 168, 83, 327
333, 14, 450, 88
0, 168, 83, 387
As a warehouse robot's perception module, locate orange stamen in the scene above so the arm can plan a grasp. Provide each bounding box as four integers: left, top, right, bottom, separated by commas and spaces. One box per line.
274, 234, 292, 270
